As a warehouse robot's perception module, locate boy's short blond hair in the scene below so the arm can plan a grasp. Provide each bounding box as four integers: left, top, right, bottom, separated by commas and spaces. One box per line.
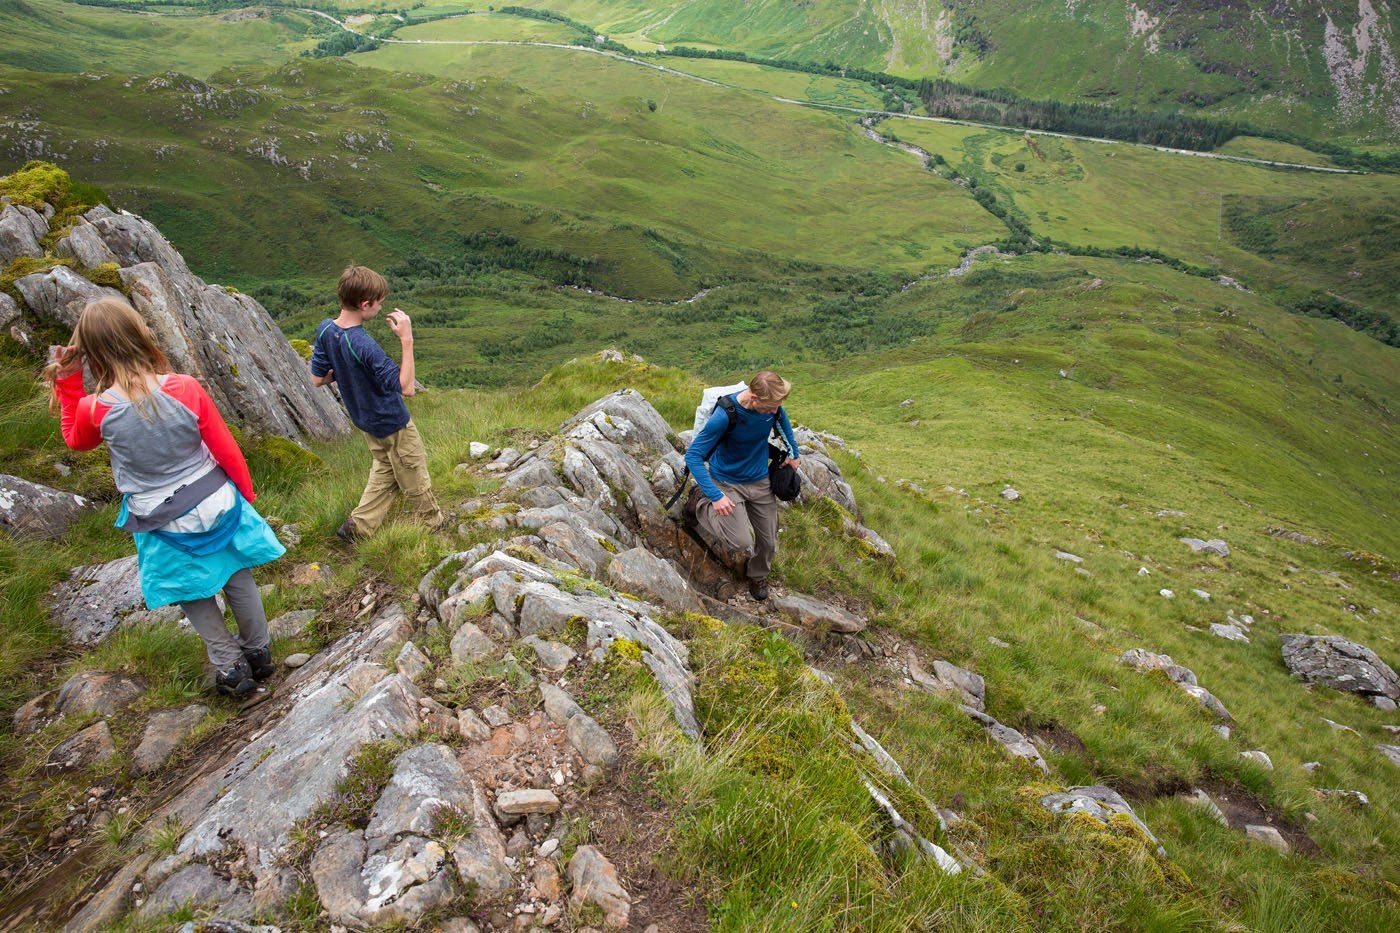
749, 371, 791, 402
338, 265, 389, 310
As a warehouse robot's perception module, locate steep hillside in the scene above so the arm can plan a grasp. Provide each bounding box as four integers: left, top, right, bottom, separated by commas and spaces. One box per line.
1, 174, 1397, 929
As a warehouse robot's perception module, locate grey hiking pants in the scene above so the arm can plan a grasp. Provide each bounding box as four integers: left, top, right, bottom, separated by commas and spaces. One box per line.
180, 568, 269, 669
696, 477, 778, 580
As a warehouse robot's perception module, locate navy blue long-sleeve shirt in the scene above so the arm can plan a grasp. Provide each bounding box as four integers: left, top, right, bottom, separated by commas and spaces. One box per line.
685, 393, 799, 502
310, 320, 410, 438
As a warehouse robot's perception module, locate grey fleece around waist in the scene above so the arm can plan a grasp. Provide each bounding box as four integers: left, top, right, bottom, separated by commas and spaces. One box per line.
116, 466, 230, 533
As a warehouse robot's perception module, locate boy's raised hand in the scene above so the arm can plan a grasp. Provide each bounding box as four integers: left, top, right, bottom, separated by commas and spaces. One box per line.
386, 308, 413, 343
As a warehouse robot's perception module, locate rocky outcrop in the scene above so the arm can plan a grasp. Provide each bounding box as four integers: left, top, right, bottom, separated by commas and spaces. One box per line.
1280, 634, 1400, 702
8, 202, 349, 442
1180, 537, 1229, 557
49, 556, 147, 645
0, 473, 93, 538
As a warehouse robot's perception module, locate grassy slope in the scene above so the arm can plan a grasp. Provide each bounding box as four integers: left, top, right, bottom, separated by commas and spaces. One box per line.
2, 257, 1396, 922
885, 118, 1400, 314
0, 0, 321, 77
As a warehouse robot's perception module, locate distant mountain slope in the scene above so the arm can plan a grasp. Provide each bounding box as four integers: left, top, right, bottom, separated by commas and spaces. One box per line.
549, 0, 1400, 139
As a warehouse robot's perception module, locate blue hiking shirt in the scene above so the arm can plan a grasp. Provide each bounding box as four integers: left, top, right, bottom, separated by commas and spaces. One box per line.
310, 320, 410, 438
685, 393, 800, 502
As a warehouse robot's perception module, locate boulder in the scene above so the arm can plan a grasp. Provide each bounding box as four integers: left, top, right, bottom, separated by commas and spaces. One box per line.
1244, 824, 1289, 853
566, 711, 618, 768
1279, 634, 1400, 701
131, 704, 208, 774
44, 720, 117, 773
604, 547, 702, 612
50, 555, 144, 645
0, 474, 93, 538
54, 670, 146, 717
770, 591, 866, 633
540, 682, 584, 725
568, 845, 631, 929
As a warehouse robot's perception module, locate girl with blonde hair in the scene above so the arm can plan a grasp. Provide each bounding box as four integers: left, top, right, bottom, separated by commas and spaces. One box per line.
46, 297, 284, 697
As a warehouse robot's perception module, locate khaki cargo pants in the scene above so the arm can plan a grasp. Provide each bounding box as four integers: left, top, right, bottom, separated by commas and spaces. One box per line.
695, 477, 779, 580
349, 420, 442, 535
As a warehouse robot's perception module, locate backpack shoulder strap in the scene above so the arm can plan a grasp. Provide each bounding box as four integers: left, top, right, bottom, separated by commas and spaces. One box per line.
715, 394, 739, 438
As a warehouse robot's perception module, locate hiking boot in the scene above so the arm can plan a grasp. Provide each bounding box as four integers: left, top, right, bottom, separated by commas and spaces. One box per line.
244, 646, 275, 681
749, 577, 770, 601
214, 659, 256, 698
336, 518, 359, 544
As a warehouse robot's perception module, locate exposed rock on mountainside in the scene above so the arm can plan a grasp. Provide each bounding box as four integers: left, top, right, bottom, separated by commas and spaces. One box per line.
0, 473, 92, 538
2, 193, 349, 442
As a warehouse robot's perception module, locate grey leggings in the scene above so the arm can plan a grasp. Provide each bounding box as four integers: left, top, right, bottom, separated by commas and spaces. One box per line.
180, 568, 269, 669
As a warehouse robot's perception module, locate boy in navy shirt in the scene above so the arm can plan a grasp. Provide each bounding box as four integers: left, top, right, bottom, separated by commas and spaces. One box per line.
310, 265, 442, 540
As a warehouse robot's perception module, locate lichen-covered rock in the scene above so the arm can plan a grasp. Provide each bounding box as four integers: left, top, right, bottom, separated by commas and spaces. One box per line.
1280, 634, 1400, 700
53, 220, 118, 268
0, 474, 93, 538
1040, 785, 1166, 856
907, 657, 985, 711
562, 388, 678, 459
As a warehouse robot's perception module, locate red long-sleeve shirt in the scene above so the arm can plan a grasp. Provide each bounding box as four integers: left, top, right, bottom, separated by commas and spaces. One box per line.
54, 371, 256, 502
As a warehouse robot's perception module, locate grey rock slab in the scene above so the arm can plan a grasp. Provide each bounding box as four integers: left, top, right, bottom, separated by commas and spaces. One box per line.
584, 608, 699, 739
450, 621, 497, 662
54, 220, 118, 268
568, 845, 631, 929
1279, 634, 1400, 700
1039, 786, 1166, 856
794, 450, 857, 513
540, 682, 584, 725
0, 474, 93, 539
0, 203, 43, 263
770, 591, 866, 633
522, 635, 576, 672
1377, 744, 1400, 767
1179, 683, 1232, 722
962, 706, 1048, 774
517, 586, 597, 637
366, 743, 475, 845
1240, 750, 1274, 770
604, 547, 702, 612
395, 641, 430, 681
566, 712, 619, 768
1180, 537, 1230, 557
1244, 824, 1289, 853
267, 608, 316, 640
841, 515, 896, 558
1119, 648, 1198, 686
55, 670, 146, 717
563, 389, 677, 459
14, 264, 123, 328
131, 704, 208, 774
61, 852, 154, 933
44, 720, 116, 773
357, 836, 457, 923
501, 457, 561, 493
283, 653, 311, 668
907, 657, 985, 711
495, 789, 561, 816
311, 828, 371, 925
538, 520, 616, 577
138, 864, 252, 922
50, 555, 144, 645
1210, 623, 1250, 643
175, 673, 424, 877
452, 781, 515, 893
570, 433, 668, 535
1000, 488, 1020, 501
850, 719, 908, 783
1054, 551, 1084, 563
1179, 788, 1228, 826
